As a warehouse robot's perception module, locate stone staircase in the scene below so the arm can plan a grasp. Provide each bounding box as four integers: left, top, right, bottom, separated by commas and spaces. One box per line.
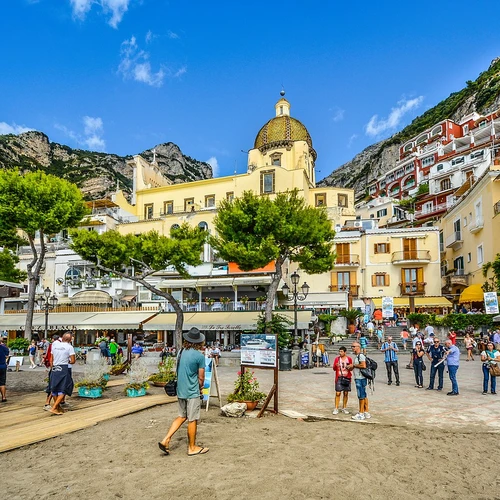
323, 326, 404, 354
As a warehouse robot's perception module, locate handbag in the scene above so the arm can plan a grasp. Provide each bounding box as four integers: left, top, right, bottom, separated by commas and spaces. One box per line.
164, 348, 184, 397
489, 364, 500, 377
422, 363, 427, 371
339, 376, 351, 385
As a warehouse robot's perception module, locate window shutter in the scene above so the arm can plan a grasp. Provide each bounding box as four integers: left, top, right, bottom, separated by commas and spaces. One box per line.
401, 269, 406, 284
371, 275, 377, 286
260, 174, 264, 194
331, 272, 338, 288
350, 271, 357, 285
386, 243, 391, 254
417, 268, 424, 283
384, 274, 390, 286
374, 244, 378, 254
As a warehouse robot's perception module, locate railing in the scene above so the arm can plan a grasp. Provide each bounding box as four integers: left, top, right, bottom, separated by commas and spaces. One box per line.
178, 300, 266, 312
468, 216, 484, 233
445, 272, 469, 287
446, 231, 463, 247
399, 282, 426, 295
5, 305, 160, 314
415, 201, 455, 218
334, 254, 360, 266
391, 250, 431, 263
329, 285, 360, 297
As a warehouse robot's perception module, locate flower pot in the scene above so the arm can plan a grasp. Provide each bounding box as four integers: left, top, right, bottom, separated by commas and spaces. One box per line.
78, 387, 103, 398
242, 401, 258, 411
103, 374, 110, 381
152, 381, 167, 387
127, 387, 147, 397
348, 324, 356, 334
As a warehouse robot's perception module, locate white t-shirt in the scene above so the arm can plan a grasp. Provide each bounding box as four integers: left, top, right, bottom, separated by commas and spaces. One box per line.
51, 340, 75, 366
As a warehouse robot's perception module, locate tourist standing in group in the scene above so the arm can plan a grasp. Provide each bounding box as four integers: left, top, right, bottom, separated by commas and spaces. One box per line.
49, 332, 75, 415
464, 333, 475, 362
412, 341, 425, 388
0, 335, 10, 403
426, 337, 446, 391
99, 337, 109, 363
348, 342, 370, 421
332, 346, 352, 415
28, 340, 37, 369
481, 341, 500, 395
492, 330, 500, 350
158, 327, 208, 456
444, 339, 460, 396
381, 336, 400, 386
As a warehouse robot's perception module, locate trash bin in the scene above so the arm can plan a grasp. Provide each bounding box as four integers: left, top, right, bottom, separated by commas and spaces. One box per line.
279, 349, 292, 371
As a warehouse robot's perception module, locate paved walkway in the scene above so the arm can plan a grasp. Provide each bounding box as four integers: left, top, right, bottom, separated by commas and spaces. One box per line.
215, 351, 500, 432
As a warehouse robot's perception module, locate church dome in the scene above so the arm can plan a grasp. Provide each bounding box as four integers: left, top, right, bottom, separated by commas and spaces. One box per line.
254, 97, 317, 161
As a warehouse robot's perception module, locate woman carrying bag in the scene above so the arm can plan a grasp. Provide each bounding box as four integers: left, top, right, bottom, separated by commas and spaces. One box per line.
412, 341, 425, 388
481, 342, 500, 395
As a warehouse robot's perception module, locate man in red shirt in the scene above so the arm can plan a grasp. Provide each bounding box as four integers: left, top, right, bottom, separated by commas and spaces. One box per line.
332, 346, 352, 415
373, 309, 383, 326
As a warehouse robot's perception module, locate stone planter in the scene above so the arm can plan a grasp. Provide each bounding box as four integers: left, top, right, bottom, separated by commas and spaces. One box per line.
126, 387, 147, 397
78, 387, 103, 398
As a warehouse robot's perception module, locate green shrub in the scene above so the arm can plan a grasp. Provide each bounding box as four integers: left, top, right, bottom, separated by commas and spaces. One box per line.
7, 337, 29, 354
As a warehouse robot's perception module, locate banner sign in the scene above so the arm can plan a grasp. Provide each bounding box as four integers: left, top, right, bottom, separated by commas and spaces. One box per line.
202, 356, 213, 402
382, 296, 394, 318
240, 334, 277, 367
484, 292, 499, 314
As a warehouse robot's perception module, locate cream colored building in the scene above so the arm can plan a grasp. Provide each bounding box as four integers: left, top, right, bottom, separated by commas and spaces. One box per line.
439, 162, 500, 304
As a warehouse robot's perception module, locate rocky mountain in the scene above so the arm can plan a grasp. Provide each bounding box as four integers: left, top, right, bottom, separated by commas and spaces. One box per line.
320, 57, 500, 198
0, 132, 213, 200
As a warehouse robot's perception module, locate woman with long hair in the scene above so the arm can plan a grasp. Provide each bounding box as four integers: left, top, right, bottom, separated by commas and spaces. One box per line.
412, 341, 425, 388
464, 333, 475, 362
481, 341, 500, 395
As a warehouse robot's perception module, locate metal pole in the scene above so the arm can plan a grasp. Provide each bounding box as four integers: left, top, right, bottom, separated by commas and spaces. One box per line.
294, 285, 300, 370
44, 305, 49, 339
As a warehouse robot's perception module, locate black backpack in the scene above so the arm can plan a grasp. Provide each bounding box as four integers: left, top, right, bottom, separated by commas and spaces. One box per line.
360, 356, 378, 380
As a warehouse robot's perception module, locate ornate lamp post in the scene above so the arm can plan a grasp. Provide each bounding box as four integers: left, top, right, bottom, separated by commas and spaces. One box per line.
37, 287, 58, 339
282, 271, 310, 353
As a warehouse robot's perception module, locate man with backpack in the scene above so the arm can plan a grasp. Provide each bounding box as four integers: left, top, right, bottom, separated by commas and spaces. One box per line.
348, 342, 371, 421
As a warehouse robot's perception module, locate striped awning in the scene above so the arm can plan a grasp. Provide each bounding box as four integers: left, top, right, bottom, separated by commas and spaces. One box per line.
71, 291, 112, 305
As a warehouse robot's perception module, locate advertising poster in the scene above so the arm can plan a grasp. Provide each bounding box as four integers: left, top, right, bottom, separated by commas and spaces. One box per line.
240, 333, 277, 367
202, 356, 213, 402
484, 292, 499, 314
382, 296, 394, 319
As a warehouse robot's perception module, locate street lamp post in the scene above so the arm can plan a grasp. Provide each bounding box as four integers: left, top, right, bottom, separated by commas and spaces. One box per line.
37, 287, 58, 339
282, 271, 310, 369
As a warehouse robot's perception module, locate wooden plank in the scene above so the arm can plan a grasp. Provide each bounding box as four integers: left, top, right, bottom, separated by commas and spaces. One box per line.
0, 394, 176, 453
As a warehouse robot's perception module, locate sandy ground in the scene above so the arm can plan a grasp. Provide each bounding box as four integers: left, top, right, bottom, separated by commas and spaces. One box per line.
3, 364, 500, 500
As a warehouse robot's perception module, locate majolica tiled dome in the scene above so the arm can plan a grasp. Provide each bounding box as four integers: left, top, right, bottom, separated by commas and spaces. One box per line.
254, 98, 317, 160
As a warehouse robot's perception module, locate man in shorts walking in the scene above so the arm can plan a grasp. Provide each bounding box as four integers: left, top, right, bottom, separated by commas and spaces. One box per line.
159, 328, 209, 456
348, 342, 370, 421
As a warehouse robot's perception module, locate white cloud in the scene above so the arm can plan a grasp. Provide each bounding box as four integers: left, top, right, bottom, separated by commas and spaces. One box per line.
69, 0, 130, 28
145, 30, 153, 43
347, 134, 358, 148
331, 107, 345, 122
173, 66, 187, 78
365, 96, 424, 137
55, 116, 106, 151
0, 122, 35, 135
167, 30, 179, 39
118, 36, 165, 87
206, 157, 219, 177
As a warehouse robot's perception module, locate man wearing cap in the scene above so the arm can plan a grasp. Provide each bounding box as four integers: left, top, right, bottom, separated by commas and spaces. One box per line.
158, 327, 209, 456
0, 336, 10, 403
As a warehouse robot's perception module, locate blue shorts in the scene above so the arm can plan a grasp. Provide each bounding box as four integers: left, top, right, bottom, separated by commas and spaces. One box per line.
355, 378, 367, 399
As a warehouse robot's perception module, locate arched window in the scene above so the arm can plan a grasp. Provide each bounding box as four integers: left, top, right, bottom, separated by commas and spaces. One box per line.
198, 221, 208, 231
170, 224, 180, 232
65, 268, 81, 280
416, 135, 428, 145
440, 178, 451, 191
431, 125, 442, 137
404, 143, 413, 152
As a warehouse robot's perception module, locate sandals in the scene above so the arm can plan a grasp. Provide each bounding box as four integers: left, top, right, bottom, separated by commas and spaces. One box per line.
188, 447, 209, 456
158, 442, 170, 455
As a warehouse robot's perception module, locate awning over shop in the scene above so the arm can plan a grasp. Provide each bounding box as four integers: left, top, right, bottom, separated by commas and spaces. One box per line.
371, 297, 452, 308
0, 312, 99, 330
121, 295, 137, 302
0, 313, 44, 329
459, 284, 484, 304
281, 292, 347, 308
143, 310, 312, 331
159, 276, 273, 288
78, 312, 156, 330
71, 291, 112, 305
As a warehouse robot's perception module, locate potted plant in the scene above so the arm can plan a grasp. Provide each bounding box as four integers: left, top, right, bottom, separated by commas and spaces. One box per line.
227, 369, 266, 411
205, 297, 215, 308
239, 295, 249, 304
148, 357, 176, 387
100, 275, 112, 287
186, 297, 198, 305
125, 359, 150, 397
338, 308, 364, 334
220, 296, 231, 304
75, 359, 110, 398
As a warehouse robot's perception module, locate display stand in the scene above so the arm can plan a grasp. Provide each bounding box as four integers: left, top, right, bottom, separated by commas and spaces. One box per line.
205, 362, 222, 411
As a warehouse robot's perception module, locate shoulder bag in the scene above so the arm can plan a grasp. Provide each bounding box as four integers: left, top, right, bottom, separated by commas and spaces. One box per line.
489, 363, 500, 377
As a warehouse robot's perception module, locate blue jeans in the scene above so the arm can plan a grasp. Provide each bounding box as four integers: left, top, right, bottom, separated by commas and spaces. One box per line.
482, 364, 497, 393
429, 362, 444, 389
448, 365, 459, 394
355, 378, 367, 400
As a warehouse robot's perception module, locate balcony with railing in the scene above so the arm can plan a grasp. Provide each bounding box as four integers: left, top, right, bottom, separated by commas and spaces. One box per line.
445, 270, 469, 288
415, 201, 455, 218
329, 284, 360, 297
334, 254, 360, 266
399, 282, 426, 295
445, 231, 463, 249
468, 216, 484, 233
391, 250, 431, 264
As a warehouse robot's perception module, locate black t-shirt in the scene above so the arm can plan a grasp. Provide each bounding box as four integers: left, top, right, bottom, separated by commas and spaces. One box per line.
0, 344, 9, 368
427, 344, 445, 361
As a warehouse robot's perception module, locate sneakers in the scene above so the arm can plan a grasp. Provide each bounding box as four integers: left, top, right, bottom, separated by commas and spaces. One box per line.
43, 404, 51, 411
482, 391, 488, 395
396, 382, 400, 386
351, 413, 365, 421
363, 412, 371, 419
332, 408, 339, 415
341, 408, 350, 414
447, 392, 459, 396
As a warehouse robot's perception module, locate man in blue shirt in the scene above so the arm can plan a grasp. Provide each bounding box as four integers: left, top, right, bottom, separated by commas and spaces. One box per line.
0, 336, 10, 403
444, 339, 460, 395
158, 328, 208, 456
426, 338, 446, 391
381, 336, 400, 386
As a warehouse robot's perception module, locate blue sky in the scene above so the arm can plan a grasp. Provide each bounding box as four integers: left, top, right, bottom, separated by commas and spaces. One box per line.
2, 1, 500, 180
